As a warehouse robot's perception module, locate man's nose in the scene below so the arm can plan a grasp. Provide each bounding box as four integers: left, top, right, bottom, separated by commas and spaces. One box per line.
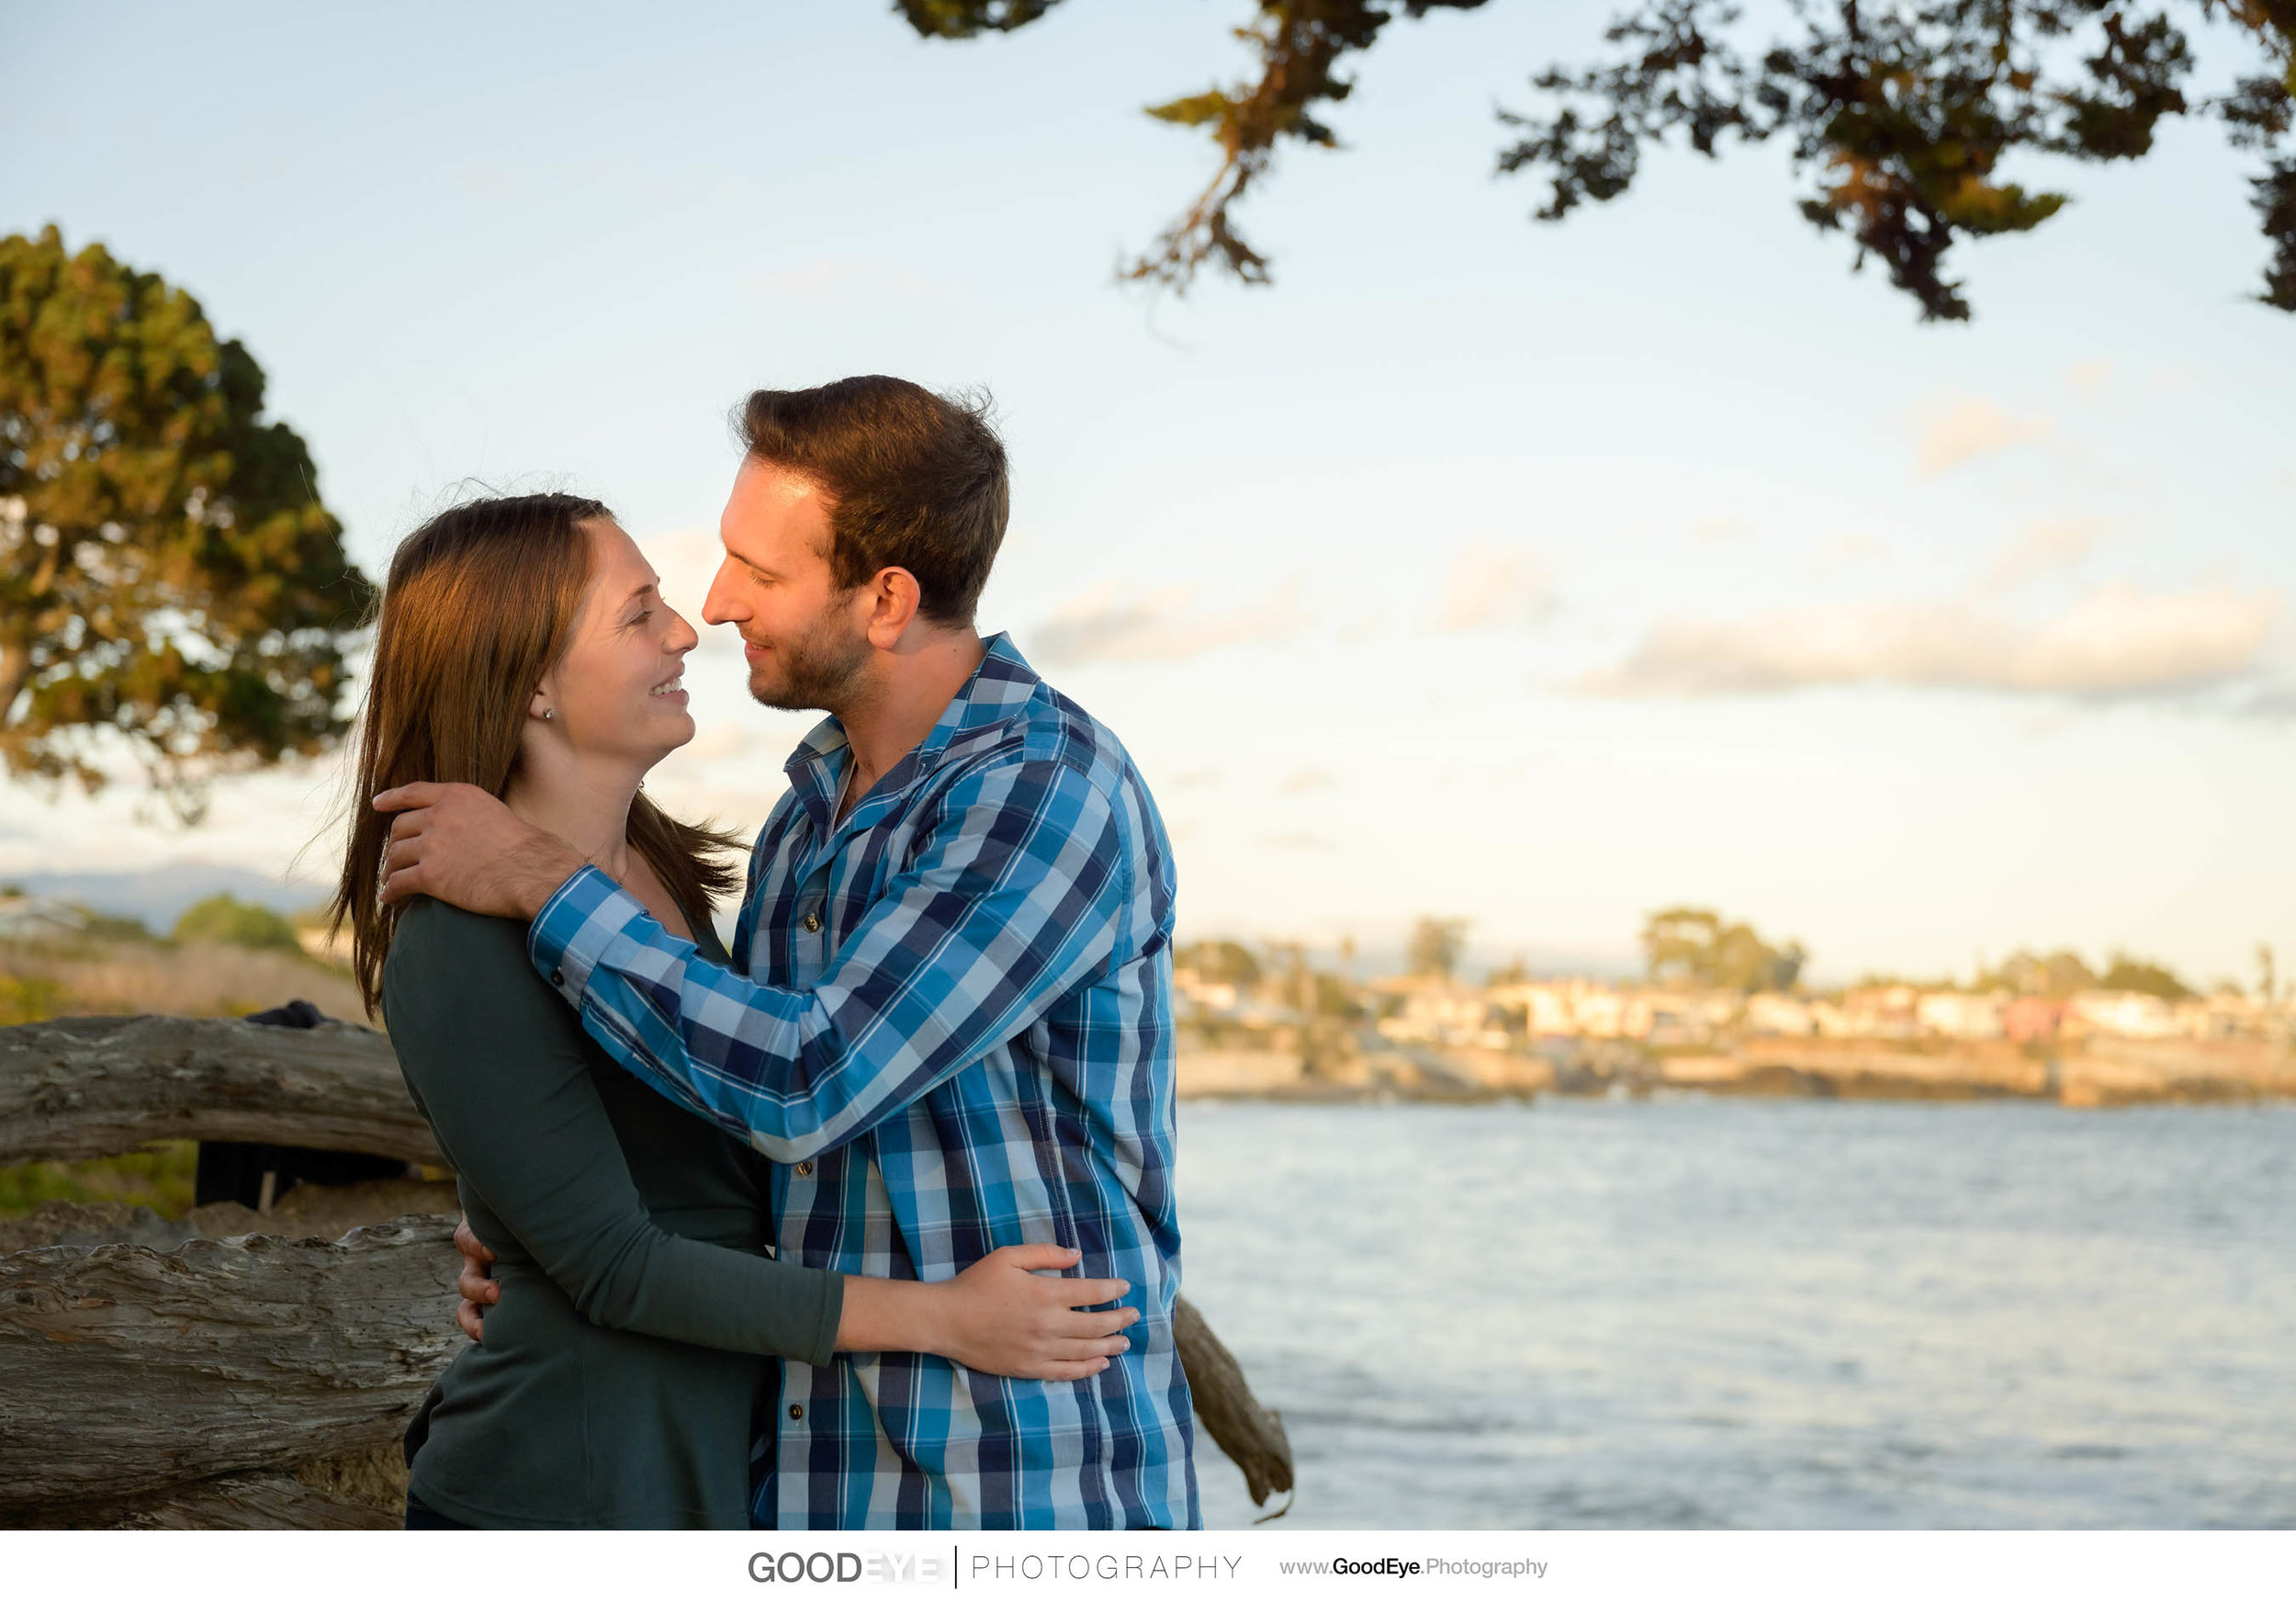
701, 558, 742, 626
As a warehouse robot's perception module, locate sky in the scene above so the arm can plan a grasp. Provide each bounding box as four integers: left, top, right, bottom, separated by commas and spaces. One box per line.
5, 1, 2294, 987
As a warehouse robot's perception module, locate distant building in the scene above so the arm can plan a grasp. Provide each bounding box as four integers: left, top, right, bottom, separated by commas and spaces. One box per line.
1488, 980, 1577, 1037
1915, 991, 2005, 1040
2179, 992, 2283, 1043
1745, 992, 1816, 1036
2001, 997, 2065, 1043
1837, 985, 1921, 1040
1173, 972, 1242, 1017
1377, 980, 1511, 1048
2066, 990, 2180, 1040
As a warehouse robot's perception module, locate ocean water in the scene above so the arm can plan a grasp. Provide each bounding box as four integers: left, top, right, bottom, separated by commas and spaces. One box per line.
1176, 1097, 2296, 1529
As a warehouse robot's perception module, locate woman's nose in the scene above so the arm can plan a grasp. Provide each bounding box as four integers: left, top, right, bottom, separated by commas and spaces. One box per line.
665, 604, 699, 655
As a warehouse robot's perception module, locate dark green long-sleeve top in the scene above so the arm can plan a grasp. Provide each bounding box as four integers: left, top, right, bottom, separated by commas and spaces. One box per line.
382, 897, 845, 1529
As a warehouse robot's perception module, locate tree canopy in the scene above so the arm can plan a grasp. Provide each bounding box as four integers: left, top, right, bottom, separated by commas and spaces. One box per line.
0, 227, 370, 822
1640, 905, 1808, 991
902, 0, 2296, 319
1977, 944, 2195, 996
1406, 914, 1472, 978
172, 892, 300, 953
1178, 937, 1266, 986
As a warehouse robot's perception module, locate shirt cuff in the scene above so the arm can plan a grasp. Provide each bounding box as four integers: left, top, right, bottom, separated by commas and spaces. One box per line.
805, 1270, 846, 1371
527, 863, 650, 1009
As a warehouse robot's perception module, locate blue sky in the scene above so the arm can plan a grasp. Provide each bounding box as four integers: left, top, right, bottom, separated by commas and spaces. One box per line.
6, 2, 2293, 986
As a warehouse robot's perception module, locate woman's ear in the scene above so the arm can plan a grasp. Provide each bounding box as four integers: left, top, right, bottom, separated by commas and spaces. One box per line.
528, 687, 554, 724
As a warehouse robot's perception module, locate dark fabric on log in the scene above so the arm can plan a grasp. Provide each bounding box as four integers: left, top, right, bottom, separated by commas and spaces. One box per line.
195, 1000, 410, 1211
383, 899, 845, 1530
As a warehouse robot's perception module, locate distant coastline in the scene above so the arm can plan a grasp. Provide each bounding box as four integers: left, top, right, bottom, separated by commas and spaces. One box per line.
1176, 1032, 2296, 1109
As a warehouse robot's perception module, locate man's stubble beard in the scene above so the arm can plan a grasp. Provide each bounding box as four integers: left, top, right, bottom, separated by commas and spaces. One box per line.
748, 601, 872, 714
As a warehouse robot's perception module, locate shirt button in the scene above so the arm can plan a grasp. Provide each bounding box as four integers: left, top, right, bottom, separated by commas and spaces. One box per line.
788, 1404, 804, 1420
793, 1161, 814, 1178
550, 969, 564, 986
802, 912, 821, 933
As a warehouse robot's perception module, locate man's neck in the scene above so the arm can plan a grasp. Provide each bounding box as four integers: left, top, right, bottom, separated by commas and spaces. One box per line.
832, 626, 987, 808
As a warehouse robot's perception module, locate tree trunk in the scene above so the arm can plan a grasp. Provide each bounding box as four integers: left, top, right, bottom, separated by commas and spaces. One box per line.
0, 1014, 440, 1167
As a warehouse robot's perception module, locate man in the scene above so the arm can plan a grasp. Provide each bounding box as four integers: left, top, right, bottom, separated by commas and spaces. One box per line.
375, 377, 1198, 1530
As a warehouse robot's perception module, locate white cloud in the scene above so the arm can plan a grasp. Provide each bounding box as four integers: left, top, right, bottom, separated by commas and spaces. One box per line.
1580, 582, 2282, 701
1026, 581, 1301, 668
1278, 768, 1336, 795
2065, 358, 2111, 397
1431, 546, 1555, 633
1812, 534, 1888, 578
1982, 518, 2104, 592
1916, 398, 2051, 476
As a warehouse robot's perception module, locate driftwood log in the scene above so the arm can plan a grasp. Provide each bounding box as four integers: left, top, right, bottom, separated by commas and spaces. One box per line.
0, 1014, 1293, 1526
0, 1218, 459, 1527
0, 1014, 440, 1168
1175, 1296, 1293, 1510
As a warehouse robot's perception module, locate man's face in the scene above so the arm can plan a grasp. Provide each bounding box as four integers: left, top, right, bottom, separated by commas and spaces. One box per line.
703, 457, 872, 712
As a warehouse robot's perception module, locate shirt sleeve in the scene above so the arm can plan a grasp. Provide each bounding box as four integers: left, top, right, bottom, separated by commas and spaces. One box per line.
527, 756, 1130, 1163
385, 904, 845, 1365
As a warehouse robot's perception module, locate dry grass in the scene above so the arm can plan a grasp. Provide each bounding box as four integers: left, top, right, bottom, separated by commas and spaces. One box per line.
0, 935, 367, 1022
0, 1141, 199, 1220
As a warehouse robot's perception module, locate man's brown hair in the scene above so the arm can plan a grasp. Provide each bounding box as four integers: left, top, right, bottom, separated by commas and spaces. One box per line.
737, 377, 1008, 625
329, 492, 739, 1014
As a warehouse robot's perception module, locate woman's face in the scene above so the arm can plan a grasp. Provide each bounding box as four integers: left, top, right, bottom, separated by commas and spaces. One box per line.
534, 519, 698, 770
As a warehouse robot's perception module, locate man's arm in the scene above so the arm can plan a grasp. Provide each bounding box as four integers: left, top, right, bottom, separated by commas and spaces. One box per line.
533, 756, 1130, 1162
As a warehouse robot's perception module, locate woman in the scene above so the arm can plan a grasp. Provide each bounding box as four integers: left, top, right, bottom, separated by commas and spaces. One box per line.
332, 492, 1135, 1529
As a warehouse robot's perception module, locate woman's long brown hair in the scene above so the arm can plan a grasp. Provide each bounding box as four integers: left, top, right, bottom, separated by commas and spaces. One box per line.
331, 492, 741, 1015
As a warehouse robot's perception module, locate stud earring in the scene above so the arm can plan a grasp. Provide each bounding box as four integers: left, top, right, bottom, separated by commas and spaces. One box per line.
542, 708, 555, 721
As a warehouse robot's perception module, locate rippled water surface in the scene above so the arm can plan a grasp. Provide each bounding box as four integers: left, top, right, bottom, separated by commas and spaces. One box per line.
1176, 1098, 2296, 1529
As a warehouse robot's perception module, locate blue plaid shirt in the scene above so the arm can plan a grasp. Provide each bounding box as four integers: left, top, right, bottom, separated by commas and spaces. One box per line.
527, 635, 1198, 1529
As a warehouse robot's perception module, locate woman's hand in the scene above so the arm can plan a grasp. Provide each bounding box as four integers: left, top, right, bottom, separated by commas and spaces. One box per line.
936, 1244, 1138, 1381
834, 1243, 1138, 1382
454, 1216, 499, 1343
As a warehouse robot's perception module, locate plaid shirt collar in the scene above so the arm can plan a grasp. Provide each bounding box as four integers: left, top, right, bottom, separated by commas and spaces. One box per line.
781, 632, 1041, 843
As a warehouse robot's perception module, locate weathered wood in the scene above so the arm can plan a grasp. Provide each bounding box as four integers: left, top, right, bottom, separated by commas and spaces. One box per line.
0, 1215, 459, 1519
1175, 1295, 1292, 1511
0, 1014, 439, 1167
17, 1458, 404, 1530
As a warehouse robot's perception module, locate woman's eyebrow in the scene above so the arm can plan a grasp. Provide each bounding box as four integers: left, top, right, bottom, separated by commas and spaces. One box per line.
625, 581, 658, 606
